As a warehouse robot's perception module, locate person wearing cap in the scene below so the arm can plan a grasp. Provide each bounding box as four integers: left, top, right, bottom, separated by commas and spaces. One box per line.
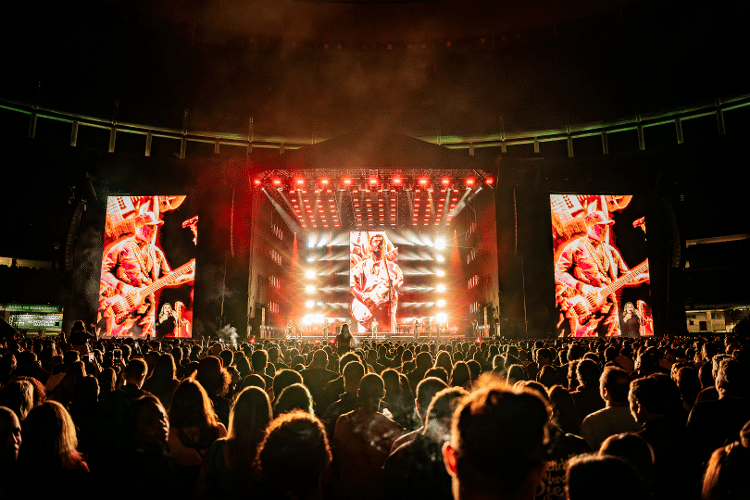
554, 210, 648, 337
100, 211, 194, 337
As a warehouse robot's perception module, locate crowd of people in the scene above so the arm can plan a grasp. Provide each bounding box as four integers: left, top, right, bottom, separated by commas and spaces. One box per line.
1, 321, 749, 500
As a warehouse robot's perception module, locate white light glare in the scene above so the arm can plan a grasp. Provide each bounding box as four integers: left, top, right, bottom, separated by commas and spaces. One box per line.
306, 300, 314, 308
435, 238, 447, 250
307, 256, 316, 263
305, 270, 316, 279
303, 314, 324, 325
436, 270, 445, 277
305, 285, 316, 293
436, 312, 448, 323
436, 255, 445, 263
436, 284, 446, 292
437, 299, 446, 307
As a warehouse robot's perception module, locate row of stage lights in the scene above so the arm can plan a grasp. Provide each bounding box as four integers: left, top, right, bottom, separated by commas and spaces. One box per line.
255, 175, 494, 192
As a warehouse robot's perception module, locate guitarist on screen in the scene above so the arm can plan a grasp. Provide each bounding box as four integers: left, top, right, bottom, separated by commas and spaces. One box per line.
555, 211, 649, 337
350, 233, 404, 335
100, 212, 195, 338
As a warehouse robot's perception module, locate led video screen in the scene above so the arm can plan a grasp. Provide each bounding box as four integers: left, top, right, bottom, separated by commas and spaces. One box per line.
350, 231, 404, 334
98, 196, 197, 338
551, 194, 653, 337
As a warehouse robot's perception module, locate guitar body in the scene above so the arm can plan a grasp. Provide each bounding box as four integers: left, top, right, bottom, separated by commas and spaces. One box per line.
100, 259, 195, 336
351, 283, 392, 324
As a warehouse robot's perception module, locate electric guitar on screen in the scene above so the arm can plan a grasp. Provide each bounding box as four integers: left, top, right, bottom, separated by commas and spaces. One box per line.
102, 259, 196, 326
351, 283, 392, 323
562, 260, 649, 331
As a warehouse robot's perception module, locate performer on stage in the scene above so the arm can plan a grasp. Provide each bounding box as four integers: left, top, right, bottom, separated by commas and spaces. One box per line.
286, 320, 293, 339
554, 211, 649, 337
413, 319, 420, 340
350, 233, 404, 334
322, 319, 330, 341
100, 212, 194, 338
620, 302, 643, 338
371, 318, 379, 339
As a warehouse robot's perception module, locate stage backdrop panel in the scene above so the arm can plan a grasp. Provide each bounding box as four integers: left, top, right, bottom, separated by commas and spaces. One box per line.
98, 196, 197, 339
551, 194, 653, 337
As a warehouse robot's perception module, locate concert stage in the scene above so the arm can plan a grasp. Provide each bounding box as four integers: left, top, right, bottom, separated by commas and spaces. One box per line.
70, 130, 666, 341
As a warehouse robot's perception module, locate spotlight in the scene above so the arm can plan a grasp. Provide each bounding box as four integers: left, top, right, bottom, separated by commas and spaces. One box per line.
306, 300, 314, 308
392, 176, 402, 186
436, 312, 447, 323
305, 270, 316, 279
273, 179, 282, 187
436, 255, 445, 263
441, 178, 451, 187
436, 270, 445, 277
484, 176, 494, 186
305, 285, 315, 293
343, 178, 352, 187
320, 178, 330, 186
253, 179, 262, 186
369, 177, 379, 186
435, 238, 446, 250
436, 284, 446, 293
418, 178, 429, 187
307, 256, 316, 263
437, 299, 446, 307
465, 177, 476, 187
295, 178, 305, 188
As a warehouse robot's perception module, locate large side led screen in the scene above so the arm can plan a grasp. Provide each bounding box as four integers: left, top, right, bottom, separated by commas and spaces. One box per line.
98, 196, 197, 338
551, 195, 653, 337
350, 231, 404, 334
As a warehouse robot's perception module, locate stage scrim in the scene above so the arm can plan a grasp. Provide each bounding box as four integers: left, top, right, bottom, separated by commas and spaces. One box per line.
97, 196, 197, 338
551, 194, 653, 337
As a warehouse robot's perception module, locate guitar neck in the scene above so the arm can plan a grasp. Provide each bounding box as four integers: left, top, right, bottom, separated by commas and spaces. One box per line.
139, 261, 194, 298
600, 261, 648, 297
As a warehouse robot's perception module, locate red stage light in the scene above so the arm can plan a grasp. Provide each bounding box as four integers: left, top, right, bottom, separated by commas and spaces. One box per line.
369, 177, 378, 185
253, 179, 262, 186
465, 177, 476, 187
296, 178, 305, 187
392, 177, 402, 185
273, 179, 282, 186
441, 178, 451, 186
418, 178, 429, 186
320, 178, 329, 186
343, 178, 352, 186
485, 176, 494, 186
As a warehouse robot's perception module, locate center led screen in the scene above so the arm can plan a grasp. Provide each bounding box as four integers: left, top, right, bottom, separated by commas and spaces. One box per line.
551, 194, 652, 337
98, 196, 197, 338
350, 231, 404, 334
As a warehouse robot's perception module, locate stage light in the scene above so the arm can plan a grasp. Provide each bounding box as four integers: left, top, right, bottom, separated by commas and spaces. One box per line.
437, 299, 446, 307
418, 178, 429, 187
475, 337, 481, 344
436, 270, 445, 277
369, 177, 379, 186
305, 285, 315, 293
484, 176, 494, 186
306, 300, 314, 308
436, 255, 445, 263
392, 176, 402, 186
435, 238, 446, 250
441, 178, 451, 187
307, 256, 316, 263
273, 179, 282, 186
253, 179, 262, 186
343, 178, 352, 186
436, 284, 446, 292
320, 178, 330, 186
295, 178, 305, 188
305, 270, 316, 279
436, 312, 447, 323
